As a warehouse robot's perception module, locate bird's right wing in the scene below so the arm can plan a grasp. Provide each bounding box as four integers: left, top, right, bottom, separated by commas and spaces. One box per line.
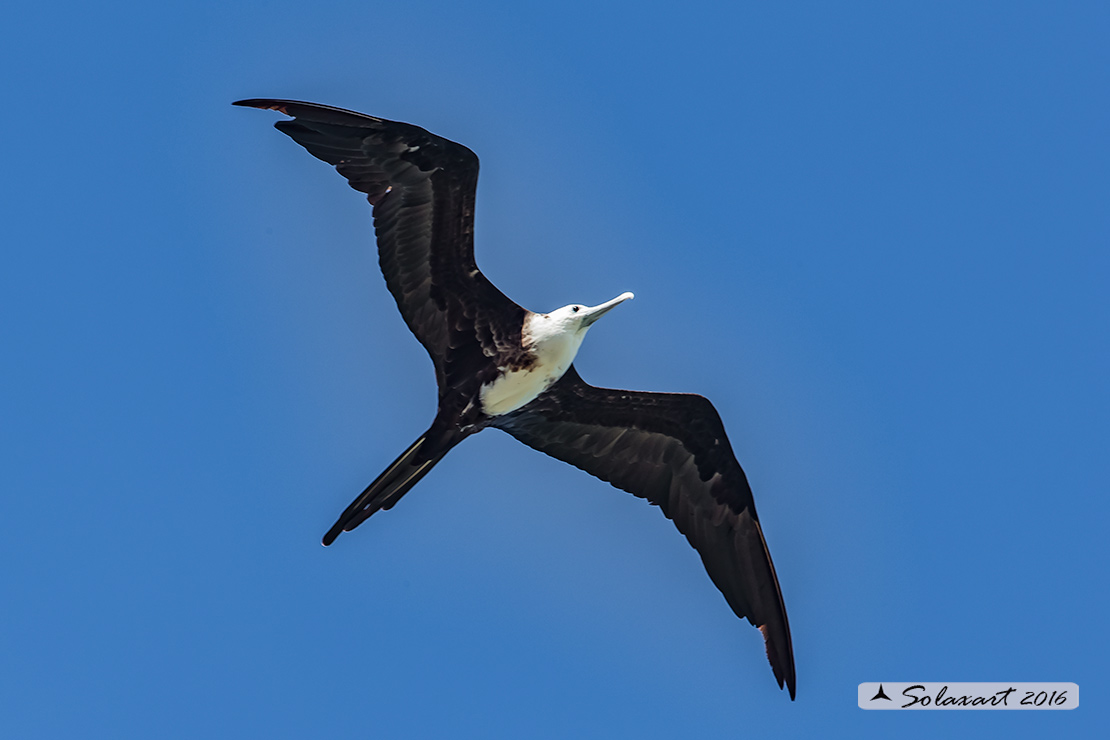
235, 99, 526, 388
493, 366, 796, 698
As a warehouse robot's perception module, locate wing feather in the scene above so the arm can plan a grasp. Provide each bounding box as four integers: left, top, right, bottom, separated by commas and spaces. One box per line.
235, 99, 525, 389
493, 366, 796, 698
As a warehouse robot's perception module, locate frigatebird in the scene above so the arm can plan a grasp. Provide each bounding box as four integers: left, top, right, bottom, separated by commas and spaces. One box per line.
235, 99, 796, 699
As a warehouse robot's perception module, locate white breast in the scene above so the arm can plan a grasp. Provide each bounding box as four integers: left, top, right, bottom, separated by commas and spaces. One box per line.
479, 312, 585, 416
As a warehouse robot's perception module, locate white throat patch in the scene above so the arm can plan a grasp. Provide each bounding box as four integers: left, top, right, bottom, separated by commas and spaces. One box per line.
478, 311, 586, 416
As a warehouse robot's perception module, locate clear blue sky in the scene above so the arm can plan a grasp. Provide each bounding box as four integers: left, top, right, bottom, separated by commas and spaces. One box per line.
3, 2, 1106, 738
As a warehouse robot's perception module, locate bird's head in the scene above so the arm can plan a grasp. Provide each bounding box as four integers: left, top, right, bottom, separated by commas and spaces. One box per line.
556, 292, 635, 332
528, 292, 635, 346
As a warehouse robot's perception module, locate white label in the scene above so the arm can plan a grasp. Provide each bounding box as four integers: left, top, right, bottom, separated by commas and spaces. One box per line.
858, 682, 1078, 710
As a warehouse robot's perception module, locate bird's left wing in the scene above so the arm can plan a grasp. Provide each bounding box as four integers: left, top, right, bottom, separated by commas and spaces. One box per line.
234, 99, 526, 391
492, 366, 796, 698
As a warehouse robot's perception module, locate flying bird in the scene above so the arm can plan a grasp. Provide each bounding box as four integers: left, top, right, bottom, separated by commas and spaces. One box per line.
235, 99, 796, 698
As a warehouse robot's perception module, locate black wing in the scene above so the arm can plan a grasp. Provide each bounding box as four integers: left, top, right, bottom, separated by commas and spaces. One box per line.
234, 99, 526, 391
493, 366, 796, 698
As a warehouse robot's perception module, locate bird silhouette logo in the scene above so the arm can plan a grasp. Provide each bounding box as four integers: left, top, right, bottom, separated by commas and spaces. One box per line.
871, 684, 893, 701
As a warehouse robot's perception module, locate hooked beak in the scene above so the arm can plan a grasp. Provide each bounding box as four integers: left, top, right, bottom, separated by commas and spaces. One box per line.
582, 291, 634, 327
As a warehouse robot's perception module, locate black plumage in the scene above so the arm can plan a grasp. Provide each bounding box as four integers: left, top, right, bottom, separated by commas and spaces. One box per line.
235, 98, 796, 699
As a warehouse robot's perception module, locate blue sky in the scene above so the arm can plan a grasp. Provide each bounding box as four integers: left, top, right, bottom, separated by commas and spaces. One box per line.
3, 1, 1106, 737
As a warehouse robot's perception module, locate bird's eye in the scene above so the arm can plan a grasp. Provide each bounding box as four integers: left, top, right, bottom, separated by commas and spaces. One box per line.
572, 306, 580, 313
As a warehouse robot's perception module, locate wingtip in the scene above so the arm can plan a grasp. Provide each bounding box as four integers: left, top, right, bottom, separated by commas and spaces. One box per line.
760, 622, 797, 700
232, 99, 291, 114
783, 670, 796, 700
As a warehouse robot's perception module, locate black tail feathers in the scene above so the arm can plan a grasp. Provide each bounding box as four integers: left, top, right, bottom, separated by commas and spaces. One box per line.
322, 433, 451, 546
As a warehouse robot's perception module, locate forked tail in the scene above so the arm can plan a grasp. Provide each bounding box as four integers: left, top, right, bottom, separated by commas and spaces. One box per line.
322, 433, 451, 546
